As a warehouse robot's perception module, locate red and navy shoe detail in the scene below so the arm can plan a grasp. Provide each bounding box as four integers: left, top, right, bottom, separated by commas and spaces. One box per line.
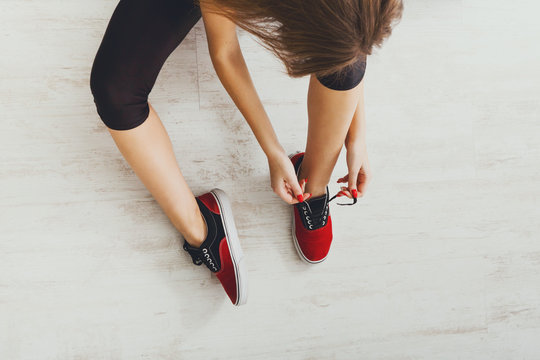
183, 189, 247, 306
289, 152, 356, 264
289, 152, 333, 263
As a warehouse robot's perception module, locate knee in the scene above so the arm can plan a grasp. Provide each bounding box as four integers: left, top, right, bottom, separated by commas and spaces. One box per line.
90, 61, 150, 131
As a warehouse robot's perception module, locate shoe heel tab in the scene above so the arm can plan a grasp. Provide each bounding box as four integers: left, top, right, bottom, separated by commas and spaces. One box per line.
197, 192, 221, 214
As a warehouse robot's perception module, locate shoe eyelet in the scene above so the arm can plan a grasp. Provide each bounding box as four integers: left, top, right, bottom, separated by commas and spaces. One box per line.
306, 216, 310, 220
302, 206, 306, 210
309, 225, 313, 229
303, 211, 308, 215
322, 221, 325, 225
307, 220, 312, 224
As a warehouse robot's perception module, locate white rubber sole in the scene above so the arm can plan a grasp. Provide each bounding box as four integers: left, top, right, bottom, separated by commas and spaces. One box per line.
210, 188, 248, 306
288, 151, 327, 265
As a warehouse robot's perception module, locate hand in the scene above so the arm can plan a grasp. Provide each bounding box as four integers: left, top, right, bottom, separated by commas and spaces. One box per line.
337, 139, 372, 199
267, 150, 311, 204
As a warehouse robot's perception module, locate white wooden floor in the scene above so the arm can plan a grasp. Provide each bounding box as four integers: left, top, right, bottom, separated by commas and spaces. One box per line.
1, 1, 540, 359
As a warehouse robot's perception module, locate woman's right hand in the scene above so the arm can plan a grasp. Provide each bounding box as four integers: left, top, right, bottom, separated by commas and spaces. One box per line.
267, 150, 311, 205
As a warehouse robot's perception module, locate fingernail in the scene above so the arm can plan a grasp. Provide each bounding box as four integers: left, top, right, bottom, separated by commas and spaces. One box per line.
336, 191, 347, 197
351, 189, 358, 199
305, 178, 308, 184
297, 194, 304, 202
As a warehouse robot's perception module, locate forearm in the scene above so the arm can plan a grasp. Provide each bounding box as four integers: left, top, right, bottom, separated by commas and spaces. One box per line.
345, 80, 366, 148
210, 48, 284, 157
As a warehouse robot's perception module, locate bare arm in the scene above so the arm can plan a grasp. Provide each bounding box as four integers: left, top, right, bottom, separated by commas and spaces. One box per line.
200, 3, 308, 203
345, 81, 366, 146
200, 4, 283, 158
340, 80, 372, 198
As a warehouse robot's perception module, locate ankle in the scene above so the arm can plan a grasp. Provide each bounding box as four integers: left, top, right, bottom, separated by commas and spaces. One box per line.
183, 209, 207, 248
305, 183, 326, 199
297, 155, 328, 199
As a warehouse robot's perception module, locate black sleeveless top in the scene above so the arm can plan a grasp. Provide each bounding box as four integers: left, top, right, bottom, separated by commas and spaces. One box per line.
315, 56, 367, 91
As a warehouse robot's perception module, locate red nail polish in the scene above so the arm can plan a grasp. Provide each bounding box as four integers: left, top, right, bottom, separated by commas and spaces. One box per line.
297, 194, 304, 202
305, 178, 308, 184
351, 189, 358, 199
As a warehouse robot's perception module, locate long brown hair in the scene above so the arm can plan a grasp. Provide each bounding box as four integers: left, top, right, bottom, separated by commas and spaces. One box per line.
198, 0, 403, 78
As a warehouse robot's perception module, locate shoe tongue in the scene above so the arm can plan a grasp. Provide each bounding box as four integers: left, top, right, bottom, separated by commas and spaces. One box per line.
306, 193, 327, 213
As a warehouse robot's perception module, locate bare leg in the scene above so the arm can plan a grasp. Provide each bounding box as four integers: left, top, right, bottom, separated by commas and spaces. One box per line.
107, 103, 206, 247
298, 75, 363, 197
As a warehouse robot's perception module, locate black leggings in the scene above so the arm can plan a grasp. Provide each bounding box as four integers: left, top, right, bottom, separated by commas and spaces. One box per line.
90, 0, 366, 131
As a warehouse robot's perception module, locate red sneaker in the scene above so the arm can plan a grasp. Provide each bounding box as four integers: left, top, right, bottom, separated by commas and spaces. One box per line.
289, 152, 357, 263
182, 189, 248, 306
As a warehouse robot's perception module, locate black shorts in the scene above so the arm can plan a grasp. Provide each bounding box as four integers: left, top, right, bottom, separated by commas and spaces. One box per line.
90, 0, 367, 131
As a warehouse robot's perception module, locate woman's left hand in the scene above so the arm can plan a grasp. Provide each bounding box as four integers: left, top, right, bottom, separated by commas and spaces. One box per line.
337, 139, 372, 200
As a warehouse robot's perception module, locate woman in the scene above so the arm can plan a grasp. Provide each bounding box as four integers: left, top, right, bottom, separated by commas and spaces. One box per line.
90, 0, 403, 306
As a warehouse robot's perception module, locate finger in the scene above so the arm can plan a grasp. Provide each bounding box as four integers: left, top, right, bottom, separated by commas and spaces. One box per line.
340, 186, 353, 199
337, 174, 349, 183
277, 185, 297, 204
286, 176, 305, 203
300, 178, 308, 192
284, 179, 310, 202
284, 180, 293, 193
299, 179, 311, 200
296, 178, 306, 193
348, 170, 359, 199
357, 168, 370, 196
